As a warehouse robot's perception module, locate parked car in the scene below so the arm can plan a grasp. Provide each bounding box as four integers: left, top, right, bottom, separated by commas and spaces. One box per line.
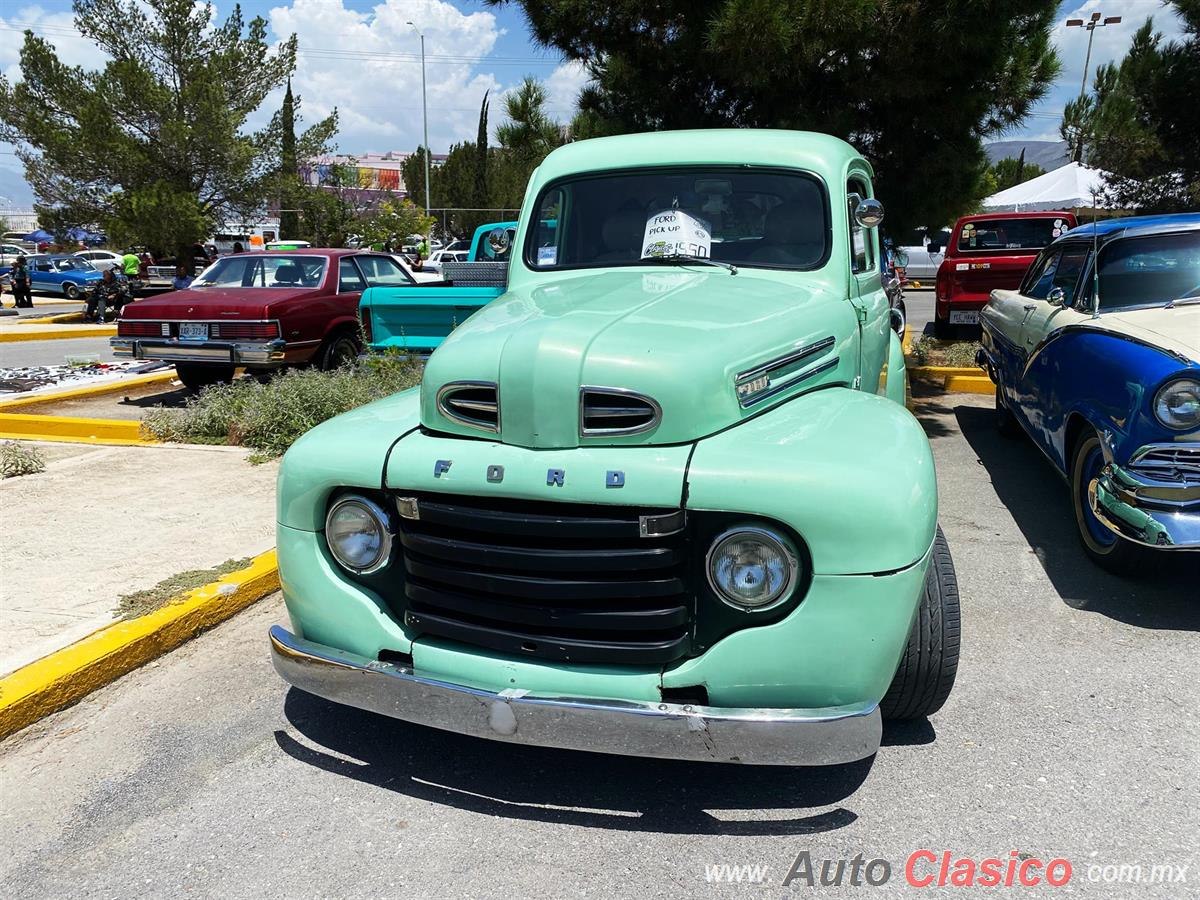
977, 213, 1200, 572
933, 211, 1076, 337
1, 243, 32, 267
24, 254, 104, 298
110, 249, 422, 391
74, 249, 125, 270
896, 226, 952, 285
387, 253, 444, 284
424, 248, 469, 272
270, 129, 960, 767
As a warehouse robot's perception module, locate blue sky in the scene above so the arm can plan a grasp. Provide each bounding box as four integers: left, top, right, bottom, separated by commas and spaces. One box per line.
0, 0, 1188, 206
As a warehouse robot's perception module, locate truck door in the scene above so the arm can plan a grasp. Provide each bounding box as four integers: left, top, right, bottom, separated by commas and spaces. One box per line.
847, 179, 890, 392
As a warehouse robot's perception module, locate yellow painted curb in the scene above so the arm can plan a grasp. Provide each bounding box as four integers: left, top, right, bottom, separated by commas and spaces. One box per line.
0, 324, 116, 342
0, 551, 279, 741
910, 365, 985, 378
0, 369, 178, 411
902, 326, 913, 354
18, 311, 85, 325
944, 375, 994, 395
31, 297, 85, 306
0, 412, 155, 445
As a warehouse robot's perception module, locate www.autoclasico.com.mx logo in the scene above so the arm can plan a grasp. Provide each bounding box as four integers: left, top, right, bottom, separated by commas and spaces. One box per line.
704, 850, 1189, 888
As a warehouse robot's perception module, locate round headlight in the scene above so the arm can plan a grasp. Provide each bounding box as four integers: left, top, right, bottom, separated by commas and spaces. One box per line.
325, 495, 392, 574
1153, 378, 1200, 430
706, 526, 799, 611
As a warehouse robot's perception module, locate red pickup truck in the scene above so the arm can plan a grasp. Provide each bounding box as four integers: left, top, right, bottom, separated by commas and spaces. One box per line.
111, 249, 426, 390
932, 211, 1076, 337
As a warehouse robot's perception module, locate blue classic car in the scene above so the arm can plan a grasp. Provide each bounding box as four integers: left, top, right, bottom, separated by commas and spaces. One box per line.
978, 213, 1200, 573
24, 253, 104, 298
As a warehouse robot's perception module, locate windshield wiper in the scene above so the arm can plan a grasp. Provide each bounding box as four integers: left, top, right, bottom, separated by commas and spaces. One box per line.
644, 254, 738, 275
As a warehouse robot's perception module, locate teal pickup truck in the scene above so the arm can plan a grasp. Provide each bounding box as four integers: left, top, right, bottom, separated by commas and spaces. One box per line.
273, 130, 959, 767
360, 221, 555, 353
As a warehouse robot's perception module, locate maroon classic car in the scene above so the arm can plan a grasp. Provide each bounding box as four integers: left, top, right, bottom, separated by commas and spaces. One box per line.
111, 249, 421, 391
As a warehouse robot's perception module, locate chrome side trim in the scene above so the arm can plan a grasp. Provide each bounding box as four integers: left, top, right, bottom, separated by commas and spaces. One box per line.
735, 336, 837, 384
738, 358, 840, 408
579, 386, 662, 437
269, 625, 882, 766
436, 380, 500, 434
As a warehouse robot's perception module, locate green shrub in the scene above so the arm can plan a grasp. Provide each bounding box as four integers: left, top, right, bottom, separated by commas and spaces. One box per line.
945, 341, 983, 368
143, 354, 424, 459
0, 441, 45, 478
910, 335, 935, 366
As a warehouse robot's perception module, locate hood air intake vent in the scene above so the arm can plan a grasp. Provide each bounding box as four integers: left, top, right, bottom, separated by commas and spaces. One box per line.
437, 381, 499, 432
580, 387, 662, 437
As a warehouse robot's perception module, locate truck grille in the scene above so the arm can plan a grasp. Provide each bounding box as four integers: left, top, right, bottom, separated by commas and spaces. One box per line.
394, 494, 691, 664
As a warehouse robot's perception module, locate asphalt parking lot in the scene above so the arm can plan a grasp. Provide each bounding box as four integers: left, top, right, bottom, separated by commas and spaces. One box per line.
0, 389, 1195, 898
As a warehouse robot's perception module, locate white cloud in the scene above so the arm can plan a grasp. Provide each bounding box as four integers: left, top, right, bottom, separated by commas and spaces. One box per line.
0, 4, 99, 83
265, 0, 506, 153
543, 59, 591, 117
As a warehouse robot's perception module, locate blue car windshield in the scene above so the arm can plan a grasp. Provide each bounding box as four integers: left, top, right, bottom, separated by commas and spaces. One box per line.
1096, 231, 1200, 310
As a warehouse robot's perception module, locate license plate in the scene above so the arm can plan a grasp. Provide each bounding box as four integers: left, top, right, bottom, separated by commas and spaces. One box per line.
179, 323, 208, 340
949, 311, 979, 325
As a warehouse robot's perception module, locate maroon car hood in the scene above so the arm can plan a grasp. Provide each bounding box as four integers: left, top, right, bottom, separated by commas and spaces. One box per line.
121, 287, 319, 320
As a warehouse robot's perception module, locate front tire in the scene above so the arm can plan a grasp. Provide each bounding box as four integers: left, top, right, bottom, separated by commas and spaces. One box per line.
64, 282, 81, 300
881, 526, 960, 720
1070, 430, 1145, 574
175, 362, 235, 393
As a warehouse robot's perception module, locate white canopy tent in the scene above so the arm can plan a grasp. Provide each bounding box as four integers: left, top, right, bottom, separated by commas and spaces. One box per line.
981, 161, 1110, 212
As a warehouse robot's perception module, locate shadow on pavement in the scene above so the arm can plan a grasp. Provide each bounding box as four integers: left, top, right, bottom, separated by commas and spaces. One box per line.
277, 689, 874, 835
955, 403, 1197, 631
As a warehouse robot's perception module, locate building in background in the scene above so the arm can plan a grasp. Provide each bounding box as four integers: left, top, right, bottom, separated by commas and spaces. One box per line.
301, 151, 448, 201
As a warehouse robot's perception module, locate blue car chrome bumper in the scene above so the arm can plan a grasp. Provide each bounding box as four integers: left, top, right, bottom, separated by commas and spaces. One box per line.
1089, 457, 1200, 549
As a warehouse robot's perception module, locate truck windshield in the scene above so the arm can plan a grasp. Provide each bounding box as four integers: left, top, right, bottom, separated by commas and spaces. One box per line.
192, 255, 326, 288
955, 217, 1066, 253
526, 168, 828, 271
1094, 231, 1200, 310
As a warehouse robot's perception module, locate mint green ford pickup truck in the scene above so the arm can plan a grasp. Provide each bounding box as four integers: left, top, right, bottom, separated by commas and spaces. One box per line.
271, 130, 960, 766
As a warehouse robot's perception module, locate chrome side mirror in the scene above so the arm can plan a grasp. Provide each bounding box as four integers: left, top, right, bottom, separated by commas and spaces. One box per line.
487, 228, 511, 256
1047, 287, 1066, 306
854, 198, 885, 229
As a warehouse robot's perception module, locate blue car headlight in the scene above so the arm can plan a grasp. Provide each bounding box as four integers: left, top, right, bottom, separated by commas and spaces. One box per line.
1153, 378, 1200, 430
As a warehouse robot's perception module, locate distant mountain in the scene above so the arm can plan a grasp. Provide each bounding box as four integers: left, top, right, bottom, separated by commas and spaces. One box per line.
0, 164, 35, 207
984, 140, 1070, 172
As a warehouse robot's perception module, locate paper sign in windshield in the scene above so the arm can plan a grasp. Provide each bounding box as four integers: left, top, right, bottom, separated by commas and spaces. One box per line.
642, 209, 712, 259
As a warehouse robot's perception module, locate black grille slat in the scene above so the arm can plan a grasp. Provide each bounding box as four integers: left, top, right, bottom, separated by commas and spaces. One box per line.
399, 531, 678, 572
404, 610, 690, 665
405, 557, 683, 601
393, 494, 691, 665
405, 583, 688, 631
416, 499, 646, 539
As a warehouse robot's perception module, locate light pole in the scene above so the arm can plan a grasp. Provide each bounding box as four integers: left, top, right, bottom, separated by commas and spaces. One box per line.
1066, 11, 1122, 99
406, 21, 431, 219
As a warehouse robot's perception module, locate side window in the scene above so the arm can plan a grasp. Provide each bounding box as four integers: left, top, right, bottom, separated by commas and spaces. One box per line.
338, 258, 366, 293
357, 255, 415, 287
1024, 250, 1062, 300
1051, 246, 1091, 307
530, 188, 563, 267
846, 182, 875, 274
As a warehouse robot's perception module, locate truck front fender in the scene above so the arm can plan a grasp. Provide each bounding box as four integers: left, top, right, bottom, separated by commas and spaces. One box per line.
686, 387, 936, 574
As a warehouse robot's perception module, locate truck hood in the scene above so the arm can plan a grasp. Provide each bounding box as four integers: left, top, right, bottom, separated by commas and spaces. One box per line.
119, 286, 317, 320
421, 267, 857, 448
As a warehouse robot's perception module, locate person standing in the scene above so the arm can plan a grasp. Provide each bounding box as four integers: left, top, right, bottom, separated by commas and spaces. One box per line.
172, 264, 194, 291
122, 251, 140, 278
10, 255, 33, 308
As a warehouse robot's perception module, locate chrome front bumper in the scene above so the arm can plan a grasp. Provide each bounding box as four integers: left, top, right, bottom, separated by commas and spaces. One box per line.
1089, 462, 1200, 549
111, 337, 286, 365
269, 625, 882, 766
